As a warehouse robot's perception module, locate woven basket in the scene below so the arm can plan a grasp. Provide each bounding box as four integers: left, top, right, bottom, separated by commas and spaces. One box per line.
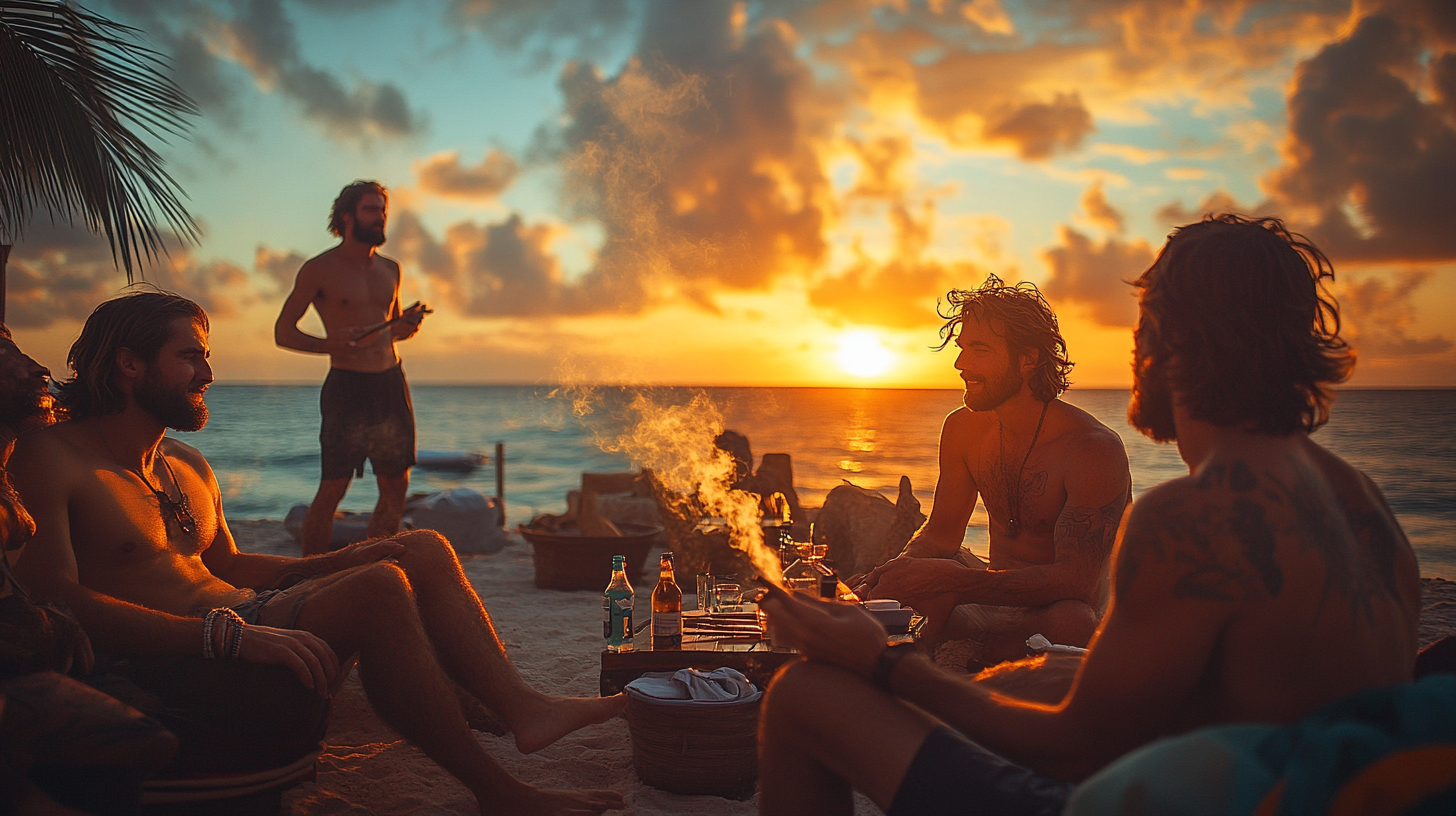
518, 522, 660, 591
626, 690, 760, 798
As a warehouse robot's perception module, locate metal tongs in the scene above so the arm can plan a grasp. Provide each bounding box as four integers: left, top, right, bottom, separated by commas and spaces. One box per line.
352, 301, 433, 343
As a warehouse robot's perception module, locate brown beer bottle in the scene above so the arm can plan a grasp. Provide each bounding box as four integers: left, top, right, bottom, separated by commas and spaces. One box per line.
651, 551, 683, 650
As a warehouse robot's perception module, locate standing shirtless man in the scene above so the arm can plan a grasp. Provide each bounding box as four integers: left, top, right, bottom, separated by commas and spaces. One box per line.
276, 180, 427, 554
13, 293, 625, 815
857, 276, 1132, 663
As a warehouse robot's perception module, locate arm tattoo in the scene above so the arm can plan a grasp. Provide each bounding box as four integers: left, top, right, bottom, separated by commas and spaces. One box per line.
1055, 495, 1129, 564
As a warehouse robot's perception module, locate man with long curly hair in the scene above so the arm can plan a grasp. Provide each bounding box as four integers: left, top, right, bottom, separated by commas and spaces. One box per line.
858, 274, 1132, 664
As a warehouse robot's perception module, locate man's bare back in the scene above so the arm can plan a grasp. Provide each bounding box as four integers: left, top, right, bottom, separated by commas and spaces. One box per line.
1115, 432, 1420, 737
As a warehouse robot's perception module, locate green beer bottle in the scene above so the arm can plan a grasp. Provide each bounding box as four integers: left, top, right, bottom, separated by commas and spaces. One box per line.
604, 555, 635, 652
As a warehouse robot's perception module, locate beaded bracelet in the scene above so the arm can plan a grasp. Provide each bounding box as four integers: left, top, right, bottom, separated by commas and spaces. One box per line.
203, 608, 246, 659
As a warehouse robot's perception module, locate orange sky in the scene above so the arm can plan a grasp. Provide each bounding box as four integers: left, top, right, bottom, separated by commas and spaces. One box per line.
8, 0, 1456, 388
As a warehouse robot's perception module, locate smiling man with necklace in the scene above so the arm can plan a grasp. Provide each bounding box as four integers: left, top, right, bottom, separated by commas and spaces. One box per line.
857, 275, 1132, 664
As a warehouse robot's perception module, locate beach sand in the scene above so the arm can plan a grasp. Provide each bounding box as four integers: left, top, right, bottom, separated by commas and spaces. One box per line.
227, 520, 1456, 815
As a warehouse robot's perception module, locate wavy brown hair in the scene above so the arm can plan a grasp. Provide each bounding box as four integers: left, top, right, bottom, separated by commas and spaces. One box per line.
57, 292, 207, 420
1134, 213, 1354, 435
935, 274, 1074, 402
328, 180, 387, 238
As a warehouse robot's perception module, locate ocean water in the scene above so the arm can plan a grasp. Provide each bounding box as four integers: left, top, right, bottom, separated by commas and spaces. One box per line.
186, 386, 1456, 579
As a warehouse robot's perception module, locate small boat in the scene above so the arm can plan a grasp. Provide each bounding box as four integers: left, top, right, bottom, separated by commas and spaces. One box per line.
414, 450, 488, 472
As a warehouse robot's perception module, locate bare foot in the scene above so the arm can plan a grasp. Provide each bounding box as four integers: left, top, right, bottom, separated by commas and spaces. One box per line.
511, 693, 627, 754
487, 785, 625, 815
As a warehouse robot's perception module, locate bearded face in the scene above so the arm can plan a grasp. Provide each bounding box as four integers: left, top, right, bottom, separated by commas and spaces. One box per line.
962, 353, 1025, 412
355, 221, 386, 247
134, 366, 208, 432
0, 337, 55, 432
1129, 320, 1177, 442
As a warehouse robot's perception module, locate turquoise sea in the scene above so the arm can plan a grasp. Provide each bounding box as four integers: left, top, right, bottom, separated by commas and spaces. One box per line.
185, 387, 1456, 580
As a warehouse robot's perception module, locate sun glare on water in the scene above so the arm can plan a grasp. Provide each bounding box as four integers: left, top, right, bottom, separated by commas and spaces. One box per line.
835, 330, 894, 378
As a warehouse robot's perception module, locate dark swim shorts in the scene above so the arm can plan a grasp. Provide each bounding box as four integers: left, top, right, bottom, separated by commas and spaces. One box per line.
319, 364, 416, 480
887, 726, 1073, 816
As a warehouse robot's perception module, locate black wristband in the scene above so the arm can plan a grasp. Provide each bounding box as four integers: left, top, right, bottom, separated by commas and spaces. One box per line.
871, 643, 916, 693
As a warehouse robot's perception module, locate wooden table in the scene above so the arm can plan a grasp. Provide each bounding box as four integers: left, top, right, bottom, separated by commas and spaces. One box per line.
599, 608, 799, 696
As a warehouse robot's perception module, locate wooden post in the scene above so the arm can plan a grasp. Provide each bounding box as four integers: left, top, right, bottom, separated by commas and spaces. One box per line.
494, 442, 505, 528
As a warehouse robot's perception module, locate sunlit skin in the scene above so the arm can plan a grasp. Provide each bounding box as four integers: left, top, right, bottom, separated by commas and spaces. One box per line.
11, 315, 627, 816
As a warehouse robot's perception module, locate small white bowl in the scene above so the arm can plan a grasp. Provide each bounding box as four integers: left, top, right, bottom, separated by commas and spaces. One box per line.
862, 599, 901, 611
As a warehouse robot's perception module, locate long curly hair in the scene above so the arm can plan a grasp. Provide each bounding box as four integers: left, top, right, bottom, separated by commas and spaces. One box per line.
935, 275, 1074, 402
1134, 213, 1354, 435
57, 292, 207, 420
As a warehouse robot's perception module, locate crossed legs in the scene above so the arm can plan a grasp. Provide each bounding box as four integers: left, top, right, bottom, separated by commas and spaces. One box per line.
287, 530, 625, 814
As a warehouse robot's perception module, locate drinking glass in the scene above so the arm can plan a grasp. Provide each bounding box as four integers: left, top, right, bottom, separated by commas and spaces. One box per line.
713, 576, 742, 612
696, 574, 714, 611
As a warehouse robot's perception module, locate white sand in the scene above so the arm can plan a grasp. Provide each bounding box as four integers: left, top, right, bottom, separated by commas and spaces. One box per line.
227, 520, 1456, 815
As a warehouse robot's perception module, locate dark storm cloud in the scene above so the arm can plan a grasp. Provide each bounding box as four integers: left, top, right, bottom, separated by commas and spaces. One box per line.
415, 149, 520, 200
7, 222, 253, 327
1263, 10, 1456, 262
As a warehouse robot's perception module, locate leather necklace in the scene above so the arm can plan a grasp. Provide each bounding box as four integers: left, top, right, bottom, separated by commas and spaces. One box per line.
1000, 400, 1049, 539
106, 437, 198, 537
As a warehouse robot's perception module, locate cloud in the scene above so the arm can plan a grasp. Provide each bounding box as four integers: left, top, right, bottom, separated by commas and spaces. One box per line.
1041, 186, 1153, 328
253, 245, 307, 292
808, 201, 979, 329
6, 222, 253, 327
389, 209, 641, 318
535, 0, 834, 306
414, 149, 519, 200
1153, 190, 1255, 228
444, 0, 634, 65
983, 93, 1095, 161
1334, 269, 1453, 359
1079, 182, 1124, 234
1262, 11, 1456, 262
107, 0, 423, 141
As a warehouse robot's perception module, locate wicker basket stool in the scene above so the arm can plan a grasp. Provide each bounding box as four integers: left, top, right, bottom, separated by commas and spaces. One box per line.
625, 688, 761, 798
518, 523, 661, 590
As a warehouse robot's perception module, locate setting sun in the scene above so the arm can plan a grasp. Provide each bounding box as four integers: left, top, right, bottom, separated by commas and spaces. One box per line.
836, 331, 894, 378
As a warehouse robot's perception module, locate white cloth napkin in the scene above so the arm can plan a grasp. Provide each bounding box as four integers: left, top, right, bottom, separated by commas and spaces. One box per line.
625, 667, 762, 705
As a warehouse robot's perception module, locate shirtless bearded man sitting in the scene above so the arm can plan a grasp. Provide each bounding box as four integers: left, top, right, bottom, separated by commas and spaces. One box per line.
11, 293, 626, 815
756, 215, 1421, 816
857, 276, 1132, 663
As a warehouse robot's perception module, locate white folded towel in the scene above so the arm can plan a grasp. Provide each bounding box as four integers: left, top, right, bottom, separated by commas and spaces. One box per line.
625, 667, 761, 705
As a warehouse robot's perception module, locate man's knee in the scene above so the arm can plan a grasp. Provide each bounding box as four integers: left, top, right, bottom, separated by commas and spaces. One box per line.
349, 561, 415, 608
1040, 600, 1099, 646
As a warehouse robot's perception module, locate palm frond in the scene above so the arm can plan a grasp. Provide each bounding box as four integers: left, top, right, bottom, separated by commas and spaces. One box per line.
0, 0, 199, 280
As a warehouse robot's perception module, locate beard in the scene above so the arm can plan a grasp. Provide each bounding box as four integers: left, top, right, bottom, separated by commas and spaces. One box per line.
135, 370, 208, 432
962, 357, 1025, 412
356, 223, 386, 247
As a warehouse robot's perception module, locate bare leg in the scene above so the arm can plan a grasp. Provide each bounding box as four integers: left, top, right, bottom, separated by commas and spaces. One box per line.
292, 563, 624, 815
303, 477, 351, 556
367, 471, 409, 539
386, 530, 625, 753
759, 661, 936, 816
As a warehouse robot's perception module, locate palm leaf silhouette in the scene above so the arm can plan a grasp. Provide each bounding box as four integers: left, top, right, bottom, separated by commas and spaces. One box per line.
1, 0, 198, 318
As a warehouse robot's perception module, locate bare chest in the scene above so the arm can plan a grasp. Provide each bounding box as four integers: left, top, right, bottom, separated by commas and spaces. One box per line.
314, 260, 397, 325
68, 468, 220, 591
970, 447, 1069, 541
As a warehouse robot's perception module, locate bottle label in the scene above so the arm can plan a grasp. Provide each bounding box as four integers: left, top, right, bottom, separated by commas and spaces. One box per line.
653, 611, 682, 637
616, 597, 633, 611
